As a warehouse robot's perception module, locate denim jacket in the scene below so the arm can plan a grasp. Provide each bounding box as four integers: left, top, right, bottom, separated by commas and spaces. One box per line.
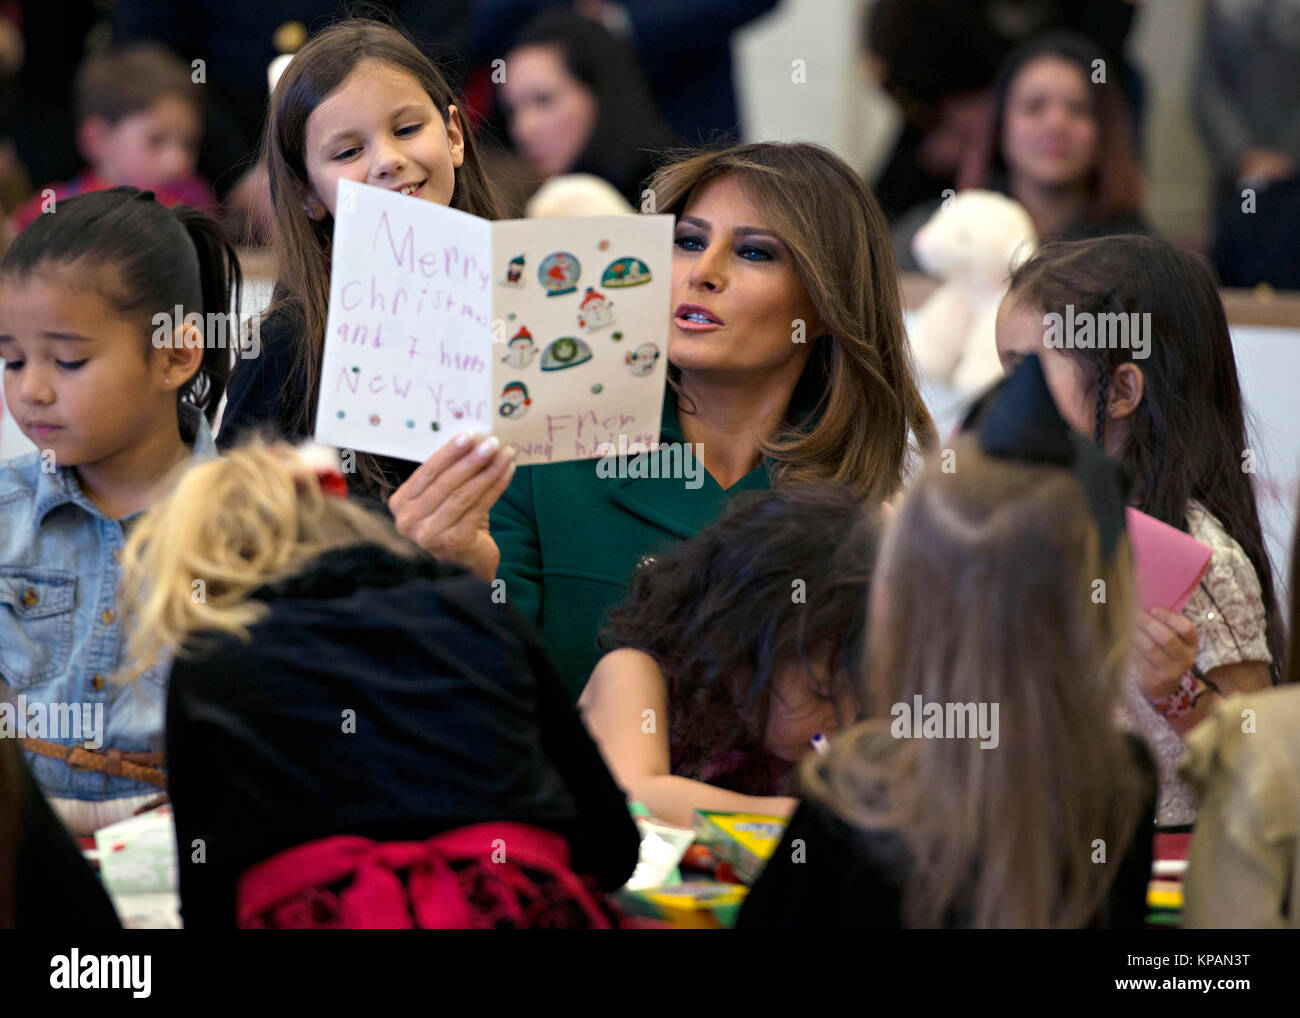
0, 404, 214, 800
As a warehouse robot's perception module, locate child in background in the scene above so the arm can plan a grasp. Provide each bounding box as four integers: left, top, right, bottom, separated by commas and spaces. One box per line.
218, 19, 510, 501
8, 44, 216, 234
581, 486, 877, 828
0, 187, 240, 833
995, 234, 1282, 826
116, 441, 639, 929
741, 356, 1156, 928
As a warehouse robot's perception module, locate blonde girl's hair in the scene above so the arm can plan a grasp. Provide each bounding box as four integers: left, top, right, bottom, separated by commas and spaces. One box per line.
646, 142, 937, 501
261, 17, 503, 495
116, 441, 424, 681
804, 438, 1147, 927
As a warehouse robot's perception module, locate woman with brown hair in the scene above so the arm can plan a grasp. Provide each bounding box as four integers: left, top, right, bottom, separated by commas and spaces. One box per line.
958, 31, 1146, 240
388, 141, 936, 699
893, 32, 1148, 272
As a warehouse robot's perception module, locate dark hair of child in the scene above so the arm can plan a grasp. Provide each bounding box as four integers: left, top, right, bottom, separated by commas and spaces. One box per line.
599, 484, 878, 793
0, 186, 241, 424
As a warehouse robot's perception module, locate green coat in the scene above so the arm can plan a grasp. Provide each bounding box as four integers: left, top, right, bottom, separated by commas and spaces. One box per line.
491, 390, 770, 701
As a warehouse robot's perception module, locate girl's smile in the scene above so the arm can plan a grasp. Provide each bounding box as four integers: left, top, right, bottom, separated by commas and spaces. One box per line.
303, 59, 465, 218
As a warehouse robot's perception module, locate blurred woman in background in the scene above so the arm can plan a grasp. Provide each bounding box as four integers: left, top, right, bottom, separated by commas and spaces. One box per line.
894, 32, 1147, 272
497, 8, 677, 206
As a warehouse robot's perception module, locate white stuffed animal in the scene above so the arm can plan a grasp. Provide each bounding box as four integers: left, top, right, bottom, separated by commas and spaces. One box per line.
907, 190, 1036, 395
525, 174, 634, 218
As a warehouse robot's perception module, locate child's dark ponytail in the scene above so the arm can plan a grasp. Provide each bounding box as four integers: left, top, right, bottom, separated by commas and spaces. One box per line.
0, 187, 242, 426
170, 204, 243, 422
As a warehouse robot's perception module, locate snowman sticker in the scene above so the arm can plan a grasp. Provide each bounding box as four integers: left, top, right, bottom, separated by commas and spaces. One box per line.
576, 287, 615, 331
625, 343, 660, 376
501, 325, 537, 368
498, 380, 532, 419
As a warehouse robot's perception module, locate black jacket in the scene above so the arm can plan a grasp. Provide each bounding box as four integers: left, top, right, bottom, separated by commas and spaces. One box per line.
166, 543, 641, 927
219, 306, 418, 498
738, 734, 1157, 929
8, 740, 120, 929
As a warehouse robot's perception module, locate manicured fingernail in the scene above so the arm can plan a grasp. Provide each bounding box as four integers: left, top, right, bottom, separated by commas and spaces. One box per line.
503, 444, 517, 460
476, 435, 500, 457
455, 431, 475, 448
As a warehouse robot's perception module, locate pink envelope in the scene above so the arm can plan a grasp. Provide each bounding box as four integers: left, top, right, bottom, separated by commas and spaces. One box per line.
1125, 507, 1213, 614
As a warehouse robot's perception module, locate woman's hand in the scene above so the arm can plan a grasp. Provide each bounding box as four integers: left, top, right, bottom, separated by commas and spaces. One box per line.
388, 431, 516, 581
1129, 607, 1199, 702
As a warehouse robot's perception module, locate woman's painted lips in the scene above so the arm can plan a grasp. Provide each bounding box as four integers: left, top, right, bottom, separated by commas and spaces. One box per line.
674, 303, 724, 330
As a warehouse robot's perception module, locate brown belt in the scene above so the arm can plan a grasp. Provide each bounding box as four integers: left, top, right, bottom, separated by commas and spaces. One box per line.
18, 737, 167, 790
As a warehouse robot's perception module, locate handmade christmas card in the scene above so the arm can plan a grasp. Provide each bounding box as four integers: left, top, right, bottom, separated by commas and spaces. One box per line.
314, 179, 673, 465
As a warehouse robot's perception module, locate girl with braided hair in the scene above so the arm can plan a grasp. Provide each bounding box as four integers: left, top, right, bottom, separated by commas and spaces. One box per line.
994, 233, 1282, 825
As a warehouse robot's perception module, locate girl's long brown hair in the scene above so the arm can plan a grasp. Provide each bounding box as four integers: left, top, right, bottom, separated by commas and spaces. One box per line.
262, 18, 503, 495
647, 142, 936, 500
805, 440, 1149, 927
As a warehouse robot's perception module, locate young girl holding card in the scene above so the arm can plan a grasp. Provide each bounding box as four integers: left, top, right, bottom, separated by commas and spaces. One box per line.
581, 485, 878, 827
995, 234, 1282, 825
116, 441, 639, 928
389, 142, 937, 699
218, 19, 511, 499
740, 357, 1157, 928
0, 187, 239, 833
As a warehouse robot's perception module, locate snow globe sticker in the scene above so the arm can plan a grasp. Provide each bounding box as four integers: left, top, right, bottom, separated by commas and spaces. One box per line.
601, 256, 651, 288
501, 325, 537, 368
539, 252, 580, 296
625, 343, 660, 376
576, 287, 615, 331
540, 336, 594, 371
498, 380, 532, 418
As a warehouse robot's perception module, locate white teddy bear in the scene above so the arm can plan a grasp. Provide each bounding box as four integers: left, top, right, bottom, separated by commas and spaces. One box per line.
907, 190, 1037, 395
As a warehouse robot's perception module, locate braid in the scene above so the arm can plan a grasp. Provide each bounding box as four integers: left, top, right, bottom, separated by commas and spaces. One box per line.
1093, 356, 1109, 449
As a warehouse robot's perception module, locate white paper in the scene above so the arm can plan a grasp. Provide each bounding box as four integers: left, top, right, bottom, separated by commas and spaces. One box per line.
315, 179, 672, 466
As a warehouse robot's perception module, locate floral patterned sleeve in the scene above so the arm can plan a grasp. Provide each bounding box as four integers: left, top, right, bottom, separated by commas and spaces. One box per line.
1182, 502, 1272, 674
